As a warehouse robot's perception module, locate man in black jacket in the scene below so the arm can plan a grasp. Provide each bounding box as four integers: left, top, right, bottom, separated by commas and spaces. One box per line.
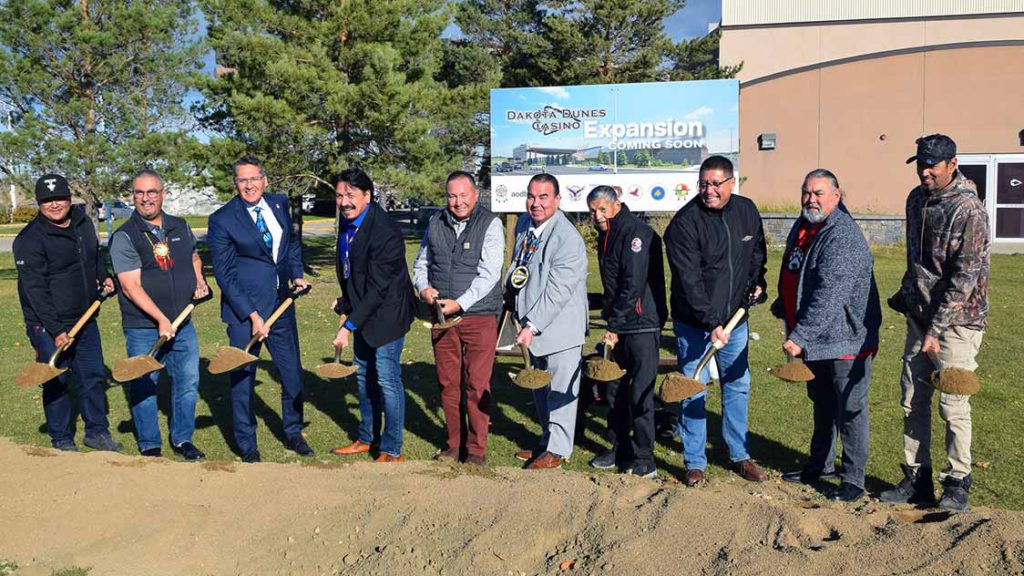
663, 155, 768, 487
14, 174, 121, 452
587, 186, 667, 478
330, 168, 416, 462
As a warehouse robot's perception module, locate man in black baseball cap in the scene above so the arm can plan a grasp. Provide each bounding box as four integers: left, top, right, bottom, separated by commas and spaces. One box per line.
13, 173, 121, 452
883, 133, 990, 512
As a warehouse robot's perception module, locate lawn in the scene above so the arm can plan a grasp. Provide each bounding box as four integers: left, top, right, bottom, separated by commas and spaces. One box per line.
0, 235, 1021, 510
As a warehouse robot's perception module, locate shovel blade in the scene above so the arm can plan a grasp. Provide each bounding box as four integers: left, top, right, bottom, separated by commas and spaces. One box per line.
15, 363, 67, 389
513, 368, 551, 390
585, 358, 627, 382
315, 362, 359, 379
769, 361, 815, 383
930, 368, 980, 395
112, 356, 165, 383
659, 372, 705, 403
433, 316, 463, 330
207, 346, 259, 374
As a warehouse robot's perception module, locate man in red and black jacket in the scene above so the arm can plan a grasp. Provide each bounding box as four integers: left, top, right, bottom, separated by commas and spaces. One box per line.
588, 186, 667, 478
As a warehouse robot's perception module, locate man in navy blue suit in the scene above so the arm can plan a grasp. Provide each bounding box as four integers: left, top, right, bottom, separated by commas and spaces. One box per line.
207, 156, 313, 462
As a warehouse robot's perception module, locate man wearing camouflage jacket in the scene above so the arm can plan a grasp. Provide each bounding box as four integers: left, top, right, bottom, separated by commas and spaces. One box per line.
881, 134, 990, 512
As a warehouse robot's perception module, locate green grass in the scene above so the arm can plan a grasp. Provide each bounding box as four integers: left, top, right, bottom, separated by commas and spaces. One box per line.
51, 568, 90, 576
0, 238, 1022, 510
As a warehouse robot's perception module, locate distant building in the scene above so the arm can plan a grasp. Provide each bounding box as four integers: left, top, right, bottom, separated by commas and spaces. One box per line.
720, 0, 1024, 243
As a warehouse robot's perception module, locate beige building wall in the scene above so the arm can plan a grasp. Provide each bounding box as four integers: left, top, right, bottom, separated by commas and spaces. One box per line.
721, 14, 1024, 83
737, 45, 1024, 214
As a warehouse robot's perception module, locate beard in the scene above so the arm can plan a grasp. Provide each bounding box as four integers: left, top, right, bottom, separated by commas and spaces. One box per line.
802, 205, 826, 224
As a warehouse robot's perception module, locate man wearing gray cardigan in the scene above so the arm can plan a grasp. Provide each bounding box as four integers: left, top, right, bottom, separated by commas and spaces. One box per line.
771, 169, 882, 502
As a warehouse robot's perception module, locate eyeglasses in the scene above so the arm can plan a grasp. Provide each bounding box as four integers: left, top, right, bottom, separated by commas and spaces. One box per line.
131, 188, 163, 198
698, 177, 734, 190
235, 176, 264, 186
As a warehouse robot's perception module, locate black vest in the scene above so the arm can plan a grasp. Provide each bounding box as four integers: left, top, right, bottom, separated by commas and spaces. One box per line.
426, 205, 502, 316
115, 212, 198, 329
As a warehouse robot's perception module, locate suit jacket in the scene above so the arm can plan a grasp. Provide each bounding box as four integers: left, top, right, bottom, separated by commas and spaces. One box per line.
208, 193, 304, 325
336, 202, 416, 348
506, 210, 588, 356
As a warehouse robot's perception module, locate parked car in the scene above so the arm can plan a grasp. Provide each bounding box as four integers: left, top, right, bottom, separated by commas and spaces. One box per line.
588, 164, 608, 171
98, 200, 133, 220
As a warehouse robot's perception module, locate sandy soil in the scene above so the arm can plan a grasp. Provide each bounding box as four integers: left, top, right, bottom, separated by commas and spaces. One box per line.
1, 438, 1022, 576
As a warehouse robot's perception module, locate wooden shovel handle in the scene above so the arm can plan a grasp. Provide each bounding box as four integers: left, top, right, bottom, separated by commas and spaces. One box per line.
722, 307, 746, 336
67, 300, 102, 340
519, 343, 533, 369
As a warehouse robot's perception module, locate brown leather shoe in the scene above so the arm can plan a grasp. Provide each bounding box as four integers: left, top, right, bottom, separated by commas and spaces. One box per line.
375, 453, 405, 463
684, 469, 705, 487
524, 451, 562, 470
331, 440, 371, 455
732, 459, 767, 482
464, 454, 487, 466
515, 449, 536, 462
433, 448, 459, 462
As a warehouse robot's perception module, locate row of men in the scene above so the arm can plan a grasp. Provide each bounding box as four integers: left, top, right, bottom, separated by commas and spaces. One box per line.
14, 133, 988, 511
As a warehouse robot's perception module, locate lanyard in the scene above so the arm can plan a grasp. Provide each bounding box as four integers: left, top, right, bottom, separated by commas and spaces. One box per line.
516, 231, 540, 267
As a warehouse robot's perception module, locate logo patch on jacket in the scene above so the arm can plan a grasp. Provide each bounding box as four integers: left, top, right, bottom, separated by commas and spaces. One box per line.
631, 238, 643, 253
742, 235, 753, 242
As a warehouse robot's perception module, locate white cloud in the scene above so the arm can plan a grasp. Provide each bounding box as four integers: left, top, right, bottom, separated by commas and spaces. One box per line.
536, 86, 570, 100
685, 106, 714, 120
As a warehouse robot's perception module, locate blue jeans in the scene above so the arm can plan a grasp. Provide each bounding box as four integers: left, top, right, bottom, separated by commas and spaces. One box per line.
26, 321, 110, 446
124, 322, 200, 451
353, 332, 406, 456
674, 320, 752, 471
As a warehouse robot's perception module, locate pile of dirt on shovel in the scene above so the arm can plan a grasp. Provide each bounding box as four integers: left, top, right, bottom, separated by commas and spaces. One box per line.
772, 361, 815, 382
585, 359, 626, 381
1, 437, 1023, 576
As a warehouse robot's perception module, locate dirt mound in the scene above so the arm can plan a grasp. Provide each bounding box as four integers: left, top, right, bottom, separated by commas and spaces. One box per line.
1, 438, 1022, 575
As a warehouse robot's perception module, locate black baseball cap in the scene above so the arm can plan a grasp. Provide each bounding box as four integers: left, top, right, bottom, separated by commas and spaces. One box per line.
906, 134, 957, 165
34, 174, 71, 203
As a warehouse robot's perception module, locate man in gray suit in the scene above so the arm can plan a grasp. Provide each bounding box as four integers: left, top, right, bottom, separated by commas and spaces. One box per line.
508, 173, 589, 470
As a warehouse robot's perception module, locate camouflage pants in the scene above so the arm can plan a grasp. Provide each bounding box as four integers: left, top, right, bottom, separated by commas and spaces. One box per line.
900, 319, 983, 480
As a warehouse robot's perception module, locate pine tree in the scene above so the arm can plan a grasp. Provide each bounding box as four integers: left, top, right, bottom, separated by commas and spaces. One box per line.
197, 0, 472, 207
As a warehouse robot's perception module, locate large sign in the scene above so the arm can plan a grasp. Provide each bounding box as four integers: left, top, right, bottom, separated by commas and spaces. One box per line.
490, 80, 739, 213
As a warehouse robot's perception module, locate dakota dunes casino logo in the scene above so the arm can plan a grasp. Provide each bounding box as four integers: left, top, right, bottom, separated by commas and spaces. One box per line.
651, 186, 666, 200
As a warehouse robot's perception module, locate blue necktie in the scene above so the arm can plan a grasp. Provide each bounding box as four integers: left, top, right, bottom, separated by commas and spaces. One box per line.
253, 206, 272, 253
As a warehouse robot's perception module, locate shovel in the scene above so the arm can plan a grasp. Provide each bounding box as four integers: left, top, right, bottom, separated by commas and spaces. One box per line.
208, 284, 312, 374
585, 341, 626, 382
15, 287, 115, 389
111, 290, 214, 383
926, 350, 980, 396
660, 307, 747, 403
769, 351, 816, 383
511, 342, 551, 390
433, 300, 463, 330
315, 315, 359, 379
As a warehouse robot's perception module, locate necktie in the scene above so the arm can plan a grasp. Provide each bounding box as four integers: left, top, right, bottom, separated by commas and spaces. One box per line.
253, 206, 272, 253
340, 225, 357, 279
519, 230, 537, 265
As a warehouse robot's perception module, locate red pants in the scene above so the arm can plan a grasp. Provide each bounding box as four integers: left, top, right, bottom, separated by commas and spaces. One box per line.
431, 314, 497, 457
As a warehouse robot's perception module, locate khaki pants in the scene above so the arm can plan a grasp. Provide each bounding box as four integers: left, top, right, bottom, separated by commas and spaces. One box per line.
900, 319, 983, 480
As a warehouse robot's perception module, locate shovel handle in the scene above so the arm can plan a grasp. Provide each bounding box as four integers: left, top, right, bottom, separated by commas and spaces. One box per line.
926, 350, 942, 371
519, 343, 533, 370
334, 347, 343, 363
721, 308, 746, 340
692, 308, 747, 377
67, 299, 103, 340
170, 303, 196, 332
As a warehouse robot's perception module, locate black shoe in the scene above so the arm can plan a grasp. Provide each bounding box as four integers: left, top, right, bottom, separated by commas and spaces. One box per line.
937, 475, 971, 512
628, 461, 657, 479
880, 464, 935, 504
242, 450, 261, 463
782, 468, 836, 484
589, 449, 617, 470
285, 435, 314, 457
83, 434, 123, 452
172, 442, 206, 461
52, 440, 78, 452
141, 447, 162, 457
829, 482, 866, 503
